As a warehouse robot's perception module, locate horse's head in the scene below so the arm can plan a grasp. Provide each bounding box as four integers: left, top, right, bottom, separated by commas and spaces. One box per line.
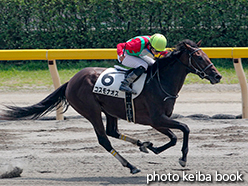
179, 40, 222, 84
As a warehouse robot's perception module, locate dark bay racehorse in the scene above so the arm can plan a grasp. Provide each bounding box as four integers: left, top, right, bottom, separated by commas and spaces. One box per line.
0, 40, 222, 174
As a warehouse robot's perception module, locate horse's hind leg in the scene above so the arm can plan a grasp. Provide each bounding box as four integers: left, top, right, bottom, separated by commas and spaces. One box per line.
105, 113, 152, 153
92, 114, 140, 174
69, 100, 140, 174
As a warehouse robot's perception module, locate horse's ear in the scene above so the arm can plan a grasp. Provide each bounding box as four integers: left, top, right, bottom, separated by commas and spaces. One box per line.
183, 42, 192, 51
197, 40, 202, 47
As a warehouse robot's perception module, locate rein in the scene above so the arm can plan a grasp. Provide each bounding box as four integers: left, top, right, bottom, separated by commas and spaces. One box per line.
156, 62, 179, 101
147, 59, 179, 102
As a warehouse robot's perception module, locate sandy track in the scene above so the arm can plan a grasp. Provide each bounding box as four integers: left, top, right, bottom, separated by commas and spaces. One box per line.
0, 84, 247, 185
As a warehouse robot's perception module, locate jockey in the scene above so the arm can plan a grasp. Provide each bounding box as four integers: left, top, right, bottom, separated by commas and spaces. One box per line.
117, 33, 168, 94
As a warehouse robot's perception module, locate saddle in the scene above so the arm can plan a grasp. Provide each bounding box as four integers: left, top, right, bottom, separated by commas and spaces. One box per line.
93, 65, 147, 99
93, 66, 147, 122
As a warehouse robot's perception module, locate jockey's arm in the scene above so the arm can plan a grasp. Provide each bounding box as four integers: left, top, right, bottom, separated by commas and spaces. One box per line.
117, 38, 143, 57
117, 42, 126, 57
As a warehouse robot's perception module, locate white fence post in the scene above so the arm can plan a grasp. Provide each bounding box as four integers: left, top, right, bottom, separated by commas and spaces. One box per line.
233, 58, 248, 118
48, 60, 64, 120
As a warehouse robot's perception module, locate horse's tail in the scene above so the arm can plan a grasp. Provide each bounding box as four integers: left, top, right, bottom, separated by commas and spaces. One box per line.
0, 82, 69, 120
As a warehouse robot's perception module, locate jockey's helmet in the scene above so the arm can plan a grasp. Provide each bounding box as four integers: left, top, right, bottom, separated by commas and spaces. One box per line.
150, 33, 167, 52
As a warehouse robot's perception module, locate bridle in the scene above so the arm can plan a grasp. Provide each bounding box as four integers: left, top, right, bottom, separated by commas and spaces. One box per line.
182, 48, 213, 79
146, 47, 214, 102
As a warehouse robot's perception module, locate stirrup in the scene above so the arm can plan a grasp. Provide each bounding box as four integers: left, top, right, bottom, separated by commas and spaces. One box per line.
119, 84, 137, 95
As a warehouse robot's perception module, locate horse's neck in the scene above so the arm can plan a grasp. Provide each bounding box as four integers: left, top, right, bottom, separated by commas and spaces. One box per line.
157, 56, 189, 96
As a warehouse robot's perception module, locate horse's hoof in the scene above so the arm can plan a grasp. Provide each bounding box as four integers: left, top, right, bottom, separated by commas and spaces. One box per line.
139, 141, 152, 153
139, 146, 149, 153
131, 167, 141, 174
179, 158, 186, 167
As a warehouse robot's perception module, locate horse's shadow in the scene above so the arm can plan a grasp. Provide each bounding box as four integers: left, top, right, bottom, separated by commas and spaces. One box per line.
23, 176, 146, 185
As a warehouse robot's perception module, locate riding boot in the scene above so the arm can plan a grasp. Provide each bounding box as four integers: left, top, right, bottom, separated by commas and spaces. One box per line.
119, 66, 146, 95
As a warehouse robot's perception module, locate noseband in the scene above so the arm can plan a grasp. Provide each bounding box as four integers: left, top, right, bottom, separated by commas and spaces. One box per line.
186, 48, 213, 79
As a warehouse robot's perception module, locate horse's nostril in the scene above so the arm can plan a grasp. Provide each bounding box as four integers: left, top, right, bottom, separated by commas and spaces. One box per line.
215, 74, 222, 80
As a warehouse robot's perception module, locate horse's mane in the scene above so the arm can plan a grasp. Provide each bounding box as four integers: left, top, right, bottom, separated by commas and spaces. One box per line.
159, 39, 198, 61
171, 39, 198, 54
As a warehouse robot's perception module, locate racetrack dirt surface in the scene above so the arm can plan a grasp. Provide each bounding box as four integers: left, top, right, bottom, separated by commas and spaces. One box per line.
0, 84, 247, 186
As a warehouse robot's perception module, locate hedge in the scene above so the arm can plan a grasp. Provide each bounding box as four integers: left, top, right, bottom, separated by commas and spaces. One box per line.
0, 0, 247, 50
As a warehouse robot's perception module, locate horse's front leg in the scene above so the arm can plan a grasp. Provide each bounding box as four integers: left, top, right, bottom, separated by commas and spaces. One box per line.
147, 128, 177, 154
105, 113, 152, 153
150, 114, 190, 167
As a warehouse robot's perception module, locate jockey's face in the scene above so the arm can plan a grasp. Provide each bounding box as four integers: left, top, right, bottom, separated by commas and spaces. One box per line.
149, 44, 160, 55
151, 48, 160, 55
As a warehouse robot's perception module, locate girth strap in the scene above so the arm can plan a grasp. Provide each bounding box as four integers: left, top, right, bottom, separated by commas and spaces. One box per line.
125, 91, 135, 122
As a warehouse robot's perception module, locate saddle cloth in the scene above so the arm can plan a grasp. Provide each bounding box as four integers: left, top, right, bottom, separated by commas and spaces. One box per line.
93, 67, 147, 99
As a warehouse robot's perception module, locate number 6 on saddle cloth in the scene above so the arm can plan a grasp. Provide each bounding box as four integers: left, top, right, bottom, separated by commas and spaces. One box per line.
93, 66, 147, 122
